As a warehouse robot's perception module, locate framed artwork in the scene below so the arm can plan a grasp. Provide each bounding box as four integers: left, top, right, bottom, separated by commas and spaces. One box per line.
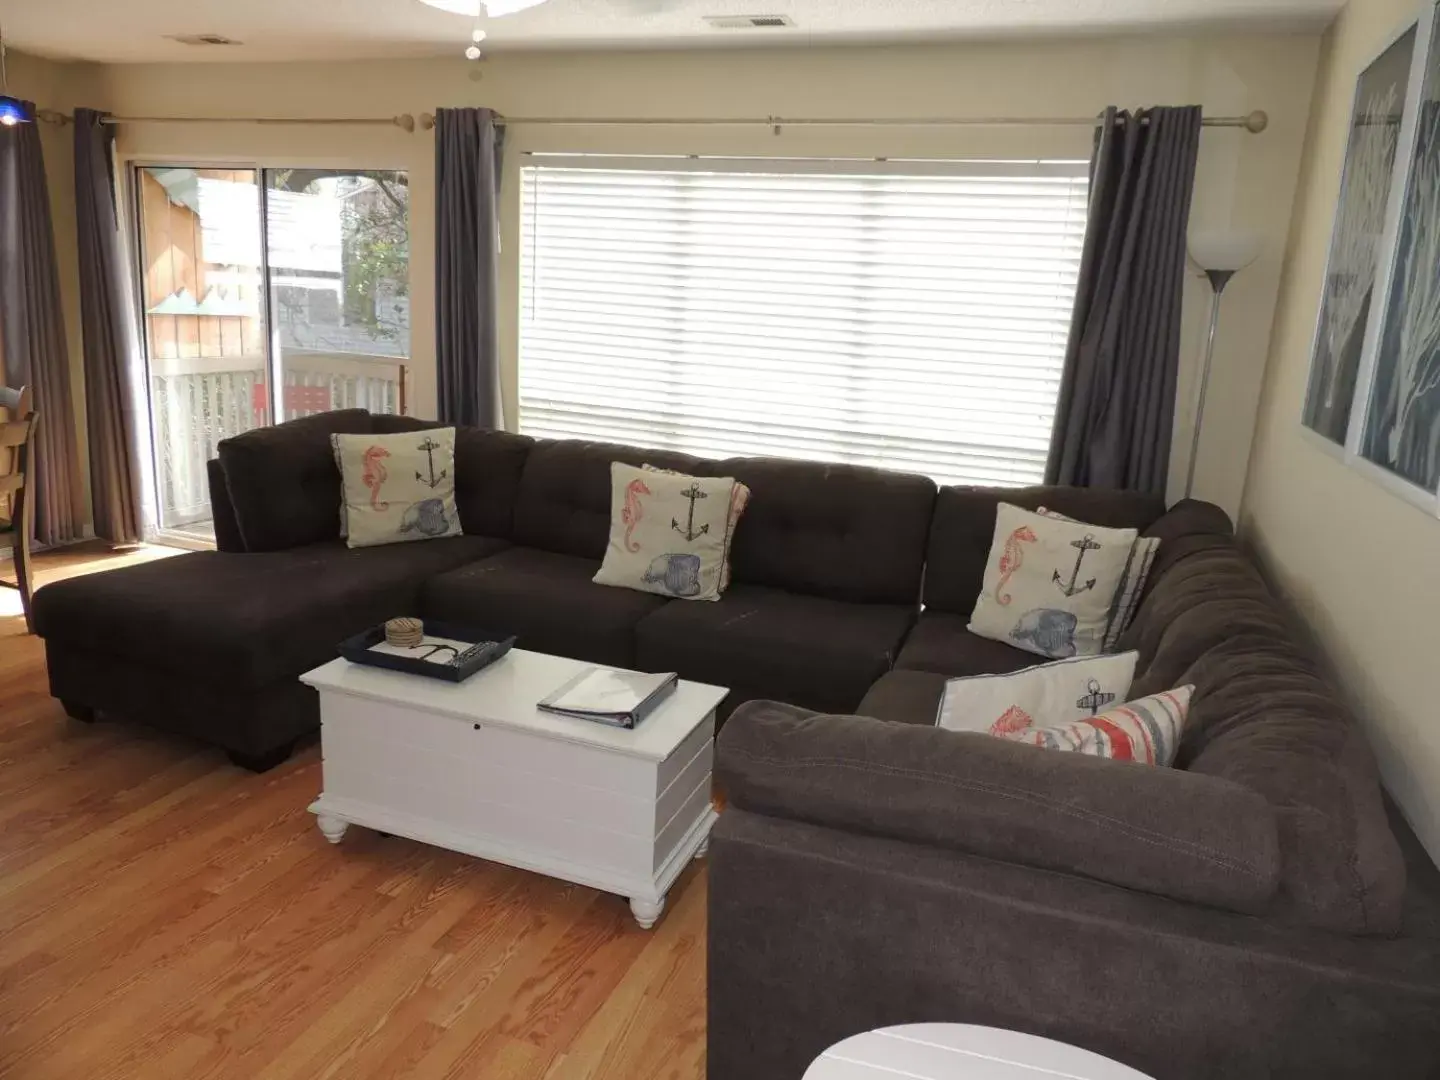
1361, 12, 1440, 491
1302, 23, 1415, 444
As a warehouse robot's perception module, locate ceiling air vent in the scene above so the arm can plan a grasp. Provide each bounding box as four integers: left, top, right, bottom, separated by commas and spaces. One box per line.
166, 33, 243, 47
703, 14, 796, 30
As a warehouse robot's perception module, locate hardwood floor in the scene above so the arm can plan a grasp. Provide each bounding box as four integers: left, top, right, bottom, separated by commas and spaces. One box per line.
0, 544, 709, 1079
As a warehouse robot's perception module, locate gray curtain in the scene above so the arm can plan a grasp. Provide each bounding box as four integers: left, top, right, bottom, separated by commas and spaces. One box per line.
0, 100, 85, 545
435, 107, 505, 429
74, 108, 143, 545
1045, 106, 1203, 496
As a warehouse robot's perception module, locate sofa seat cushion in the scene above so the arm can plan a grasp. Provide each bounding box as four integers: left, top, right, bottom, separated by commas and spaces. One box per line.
895, 611, 1038, 678
636, 585, 916, 716
33, 536, 507, 689
857, 669, 949, 726
419, 546, 671, 668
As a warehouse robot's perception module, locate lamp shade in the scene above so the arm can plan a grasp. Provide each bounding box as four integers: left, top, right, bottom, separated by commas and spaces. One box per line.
1188, 230, 1261, 272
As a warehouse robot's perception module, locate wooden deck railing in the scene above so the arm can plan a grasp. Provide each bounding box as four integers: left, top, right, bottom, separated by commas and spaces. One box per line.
151, 352, 409, 527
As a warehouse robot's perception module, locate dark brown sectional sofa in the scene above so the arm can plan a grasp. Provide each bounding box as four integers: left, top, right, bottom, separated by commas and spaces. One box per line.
708, 498, 1440, 1080
33, 409, 936, 766
31, 409, 1440, 1077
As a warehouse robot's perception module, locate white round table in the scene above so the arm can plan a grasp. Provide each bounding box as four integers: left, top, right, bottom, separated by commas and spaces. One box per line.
803, 1023, 1156, 1079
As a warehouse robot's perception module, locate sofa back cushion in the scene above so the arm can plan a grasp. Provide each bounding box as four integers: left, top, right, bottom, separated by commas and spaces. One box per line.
719, 457, 936, 605
924, 485, 1166, 614
452, 428, 535, 539
512, 440, 711, 559
1127, 500, 1406, 935
217, 409, 375, 552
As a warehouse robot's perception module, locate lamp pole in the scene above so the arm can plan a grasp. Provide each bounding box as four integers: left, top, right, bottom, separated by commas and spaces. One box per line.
1185, 267, 1238, 500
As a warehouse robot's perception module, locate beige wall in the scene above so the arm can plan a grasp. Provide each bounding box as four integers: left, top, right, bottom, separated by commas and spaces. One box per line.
88, 31, 1320, 518
6, 50, 97, 524
1243, 0, 1440, 859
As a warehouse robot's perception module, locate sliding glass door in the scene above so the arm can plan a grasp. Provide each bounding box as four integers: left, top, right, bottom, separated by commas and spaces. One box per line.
137, 167, 267, 538
266, 170, 411, 421
134, 165, 411, 542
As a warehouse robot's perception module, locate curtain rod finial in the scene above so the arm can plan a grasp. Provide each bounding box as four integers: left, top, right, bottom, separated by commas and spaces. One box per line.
421, 112, 436, 131
1245, 110, 1268, 134
36, 108, 71, 125
396, 113, 416, 132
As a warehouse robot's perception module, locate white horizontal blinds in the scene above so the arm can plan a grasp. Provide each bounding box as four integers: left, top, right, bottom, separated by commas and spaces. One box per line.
519, 161, 1089, 486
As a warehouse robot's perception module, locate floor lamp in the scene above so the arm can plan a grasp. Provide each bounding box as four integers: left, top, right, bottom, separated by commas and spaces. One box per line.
1185, 230, 1261, 498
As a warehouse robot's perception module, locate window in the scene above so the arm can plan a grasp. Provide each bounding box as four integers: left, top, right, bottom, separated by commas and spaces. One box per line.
519, 159, 1089, 486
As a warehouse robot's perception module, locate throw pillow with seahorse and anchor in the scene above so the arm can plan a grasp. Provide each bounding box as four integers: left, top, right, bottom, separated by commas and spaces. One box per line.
967, 502, 1139, 660
593, 462, 744, 602
331, 428, 462, 549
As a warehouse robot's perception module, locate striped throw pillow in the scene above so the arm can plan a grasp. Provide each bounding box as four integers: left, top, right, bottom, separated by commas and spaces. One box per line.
996, 685, 1193, 766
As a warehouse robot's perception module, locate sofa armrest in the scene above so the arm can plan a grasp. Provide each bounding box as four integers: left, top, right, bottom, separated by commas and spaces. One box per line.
717, 701, 1281, 914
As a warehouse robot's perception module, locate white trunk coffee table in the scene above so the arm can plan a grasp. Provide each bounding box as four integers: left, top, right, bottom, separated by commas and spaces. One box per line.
301, 649, 727, 929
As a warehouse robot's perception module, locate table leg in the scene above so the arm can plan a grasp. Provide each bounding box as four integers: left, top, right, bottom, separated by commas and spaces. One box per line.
630, 895, 665, 930
316, 814, 349, 845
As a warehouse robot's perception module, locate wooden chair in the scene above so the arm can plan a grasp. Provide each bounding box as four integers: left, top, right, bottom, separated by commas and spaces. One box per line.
1, 385, 38, 633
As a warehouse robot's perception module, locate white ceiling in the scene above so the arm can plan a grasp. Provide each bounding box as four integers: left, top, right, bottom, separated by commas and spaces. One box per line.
5, 0, 1343, 64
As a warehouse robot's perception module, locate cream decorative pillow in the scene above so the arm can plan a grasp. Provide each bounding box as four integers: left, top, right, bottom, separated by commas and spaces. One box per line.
969, 503, 1137, 659
594, 463, 740, 601
331, 429, 461, 549
997, 685, 1193, 767
937, 652, 1139, 734
643, 464, 751, 592
1036, 507, 1160, 653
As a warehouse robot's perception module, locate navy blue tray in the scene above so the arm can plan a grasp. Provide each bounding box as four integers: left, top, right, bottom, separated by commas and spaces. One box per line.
337, 620, 516, 683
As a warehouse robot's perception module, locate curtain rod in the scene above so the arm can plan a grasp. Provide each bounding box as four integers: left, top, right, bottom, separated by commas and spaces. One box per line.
35, 110, 417, 131
33, 108, 1268, 135
418, 110, 1269, 133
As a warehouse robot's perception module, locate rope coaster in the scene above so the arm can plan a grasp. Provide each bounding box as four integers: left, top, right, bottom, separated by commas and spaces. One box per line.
385, 617, 425, 648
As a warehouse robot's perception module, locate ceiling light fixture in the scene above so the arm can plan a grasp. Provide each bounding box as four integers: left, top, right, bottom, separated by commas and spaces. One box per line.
418, 0, 550, 16
0, 23, 34, 127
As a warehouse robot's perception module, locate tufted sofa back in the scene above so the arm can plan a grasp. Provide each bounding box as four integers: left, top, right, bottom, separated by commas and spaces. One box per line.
1125, 501, 1405, 935
922, 484, 1166, 614
512, 439, 715, 559
719, 457, 936, 606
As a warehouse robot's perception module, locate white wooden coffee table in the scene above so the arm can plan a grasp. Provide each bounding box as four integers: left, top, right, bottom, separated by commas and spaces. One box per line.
804, 1024, 1155, 1079
301, 648, 727, 929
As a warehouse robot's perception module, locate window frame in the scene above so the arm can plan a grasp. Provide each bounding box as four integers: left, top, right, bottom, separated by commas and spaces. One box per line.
122, 155, 413, 545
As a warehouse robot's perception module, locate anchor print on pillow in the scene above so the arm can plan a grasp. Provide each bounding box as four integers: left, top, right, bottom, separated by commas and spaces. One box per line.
332, 429, 462, 549
596, 463, 743, 602
969, 503, 1137, 660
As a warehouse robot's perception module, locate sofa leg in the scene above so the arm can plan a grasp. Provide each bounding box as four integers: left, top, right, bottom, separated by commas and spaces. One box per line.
62, 700, 97, 723
227, 742, 295, 773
